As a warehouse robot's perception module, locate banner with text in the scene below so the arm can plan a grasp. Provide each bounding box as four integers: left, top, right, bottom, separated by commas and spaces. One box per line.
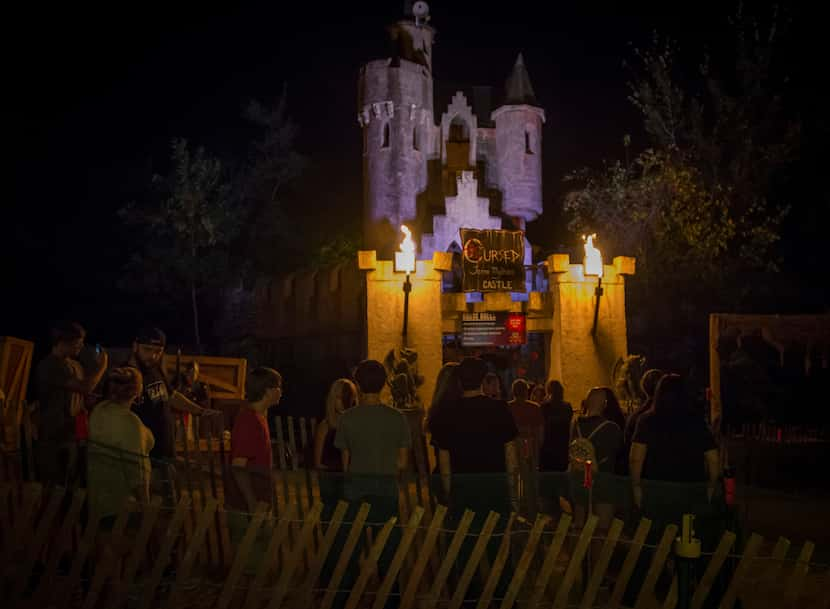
460, 228, 525, 292
461, 312, 527, 347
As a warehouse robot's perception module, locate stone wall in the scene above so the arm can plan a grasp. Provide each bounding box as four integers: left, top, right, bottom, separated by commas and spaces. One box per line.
548, 254, 636, 406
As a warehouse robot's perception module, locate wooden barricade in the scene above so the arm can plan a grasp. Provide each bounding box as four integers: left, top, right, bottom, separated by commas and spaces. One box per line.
0, 479, 827, 608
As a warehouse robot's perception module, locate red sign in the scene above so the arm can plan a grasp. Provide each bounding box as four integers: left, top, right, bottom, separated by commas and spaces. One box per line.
461, 312, 527, 347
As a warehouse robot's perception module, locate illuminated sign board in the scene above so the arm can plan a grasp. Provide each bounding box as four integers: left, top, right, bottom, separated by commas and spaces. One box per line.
461, 312, 527, 347
460, 228, 525, 293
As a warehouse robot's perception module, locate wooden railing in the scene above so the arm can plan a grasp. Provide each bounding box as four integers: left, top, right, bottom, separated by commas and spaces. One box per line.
1, 479, 828, 609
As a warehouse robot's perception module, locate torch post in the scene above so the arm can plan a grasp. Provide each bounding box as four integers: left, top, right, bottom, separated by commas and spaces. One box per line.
591, 276, 603, 337
402, 271, 412, 348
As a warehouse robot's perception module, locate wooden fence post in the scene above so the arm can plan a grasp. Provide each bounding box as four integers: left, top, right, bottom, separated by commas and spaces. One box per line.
105, 496, 163, 609
267, 502, 324, 609
784, 541, 815, 609
633, 524, 680, 609
138, 494, 190, 609
553, 514, 599, 609
527, 513, 572, 609
447, 511, 501, 609
244, 503, 298, 609
718, 532, 763, 609
343, 515, 397, 609
31, 487, 86, 607
500, 513, 548, 609
608, 518, 652, 609
579, 518, 624, 609
0, 481, 41, 576
476, 513, 517, 609
319, 503, 371, 609
165, 496, 218, 609
296, 500, 350, 608
371, 506, 425, 609
58, 505, 102, 609
216, 502, 269, 609
399, 504, 448, 609
422, 508, 475, 609
81, 498, 136, 609
9, 485, 67, 604
689, 531, 737, 609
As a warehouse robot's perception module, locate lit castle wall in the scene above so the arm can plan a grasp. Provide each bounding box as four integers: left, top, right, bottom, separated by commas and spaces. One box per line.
358, 2, 543, 266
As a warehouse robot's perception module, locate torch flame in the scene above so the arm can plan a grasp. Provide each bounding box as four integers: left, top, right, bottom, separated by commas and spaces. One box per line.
400, 225, 415, 256
396, 224, 416, 274
583, 233, 603, 278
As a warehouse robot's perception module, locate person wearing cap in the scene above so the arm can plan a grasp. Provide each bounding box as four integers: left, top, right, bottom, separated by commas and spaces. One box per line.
128, 327, 175, 464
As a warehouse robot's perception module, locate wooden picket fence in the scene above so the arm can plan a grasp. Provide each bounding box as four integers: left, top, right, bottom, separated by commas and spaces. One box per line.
2, 479, 829, 609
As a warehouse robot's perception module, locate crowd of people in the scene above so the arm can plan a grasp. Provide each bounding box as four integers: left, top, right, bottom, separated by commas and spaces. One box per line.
29, 319, 723, 542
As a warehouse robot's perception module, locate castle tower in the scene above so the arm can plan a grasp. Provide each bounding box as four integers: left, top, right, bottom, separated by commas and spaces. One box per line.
491, 54, 545, 230
358, 2, 436, 258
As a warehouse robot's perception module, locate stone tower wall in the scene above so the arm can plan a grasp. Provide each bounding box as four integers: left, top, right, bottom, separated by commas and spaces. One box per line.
359, 58, 434, 257
492, 104, 545, 223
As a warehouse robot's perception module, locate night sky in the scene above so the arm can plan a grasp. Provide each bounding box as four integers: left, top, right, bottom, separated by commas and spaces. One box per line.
8, 1, 826, 352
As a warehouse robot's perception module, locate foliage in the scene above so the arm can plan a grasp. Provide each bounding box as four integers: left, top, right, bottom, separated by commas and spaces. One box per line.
119, 138, 237, 349
564, 4, 800, 369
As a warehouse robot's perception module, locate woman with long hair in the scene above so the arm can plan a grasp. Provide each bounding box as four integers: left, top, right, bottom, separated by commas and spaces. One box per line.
426, 362, 462, 475
313, 378, 358, 471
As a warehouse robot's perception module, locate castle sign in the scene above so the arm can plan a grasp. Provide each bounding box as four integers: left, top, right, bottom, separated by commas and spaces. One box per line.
460, 228, 525, 292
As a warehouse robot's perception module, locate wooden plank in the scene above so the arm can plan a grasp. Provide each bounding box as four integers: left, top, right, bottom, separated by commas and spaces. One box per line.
580, 518, 624, 609
372, 506, 425, 609
422, 508, 475, 609
608, 518, 652, 609
105, 496, 163, 609
82, 499, 135, 609
319, 503, 372, 609
499, 514, 548, 609
527, 513, 572, 609
31, 487, 86, 606
244, 503, 298, 609
192, 427, 220, 567
476, 513, 517, 609
1, 482, 41, 576
165, 497, 218, 609
784, 540, 815, 608
216, 502, 269, 609
690, 531, 737, 609
218, 504, 233, 569
663, 576, 678, 609
287, 416, 300, 471
274, 416, 288, 470
267, 502, 324, 609
296, 500, 350, 608
553, 514, 599, 609
138, 494, 191, 609
634, 524, 679, 609
299, 417, 309, 453
718, 533, 763, 609
343, 515, 398, 609
399, 504, 447, 609
58, 505, 103, 609
9, 485, 67, 603
448, 511, 501, 609
756, 537, 791, 602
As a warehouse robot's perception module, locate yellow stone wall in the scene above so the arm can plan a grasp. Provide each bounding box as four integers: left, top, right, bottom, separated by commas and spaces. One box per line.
548, 257, 632, 407
362, 255, 444, 409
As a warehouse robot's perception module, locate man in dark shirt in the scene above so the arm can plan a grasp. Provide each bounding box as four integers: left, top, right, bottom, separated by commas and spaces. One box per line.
539, 380, 573, 472
129, 327, 174, 463
622, 369, 664, 461
430, 357, 519, 517
36, 321, 108, 486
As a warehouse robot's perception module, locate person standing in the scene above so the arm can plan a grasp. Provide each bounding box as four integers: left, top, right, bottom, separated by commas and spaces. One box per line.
508, 379, 545, 463
87, 367, 154, 529
128, 327, 174, 463
35, 321, 108, 487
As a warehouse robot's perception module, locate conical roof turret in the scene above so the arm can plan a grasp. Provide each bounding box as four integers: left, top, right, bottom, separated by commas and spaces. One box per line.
503, 53, 538, 106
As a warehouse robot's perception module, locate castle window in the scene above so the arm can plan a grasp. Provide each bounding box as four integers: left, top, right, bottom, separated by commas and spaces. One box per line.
525, 130, 533, 154
413, 126, 420, 151
381, 122, 390, 149
449, 116, 470, 142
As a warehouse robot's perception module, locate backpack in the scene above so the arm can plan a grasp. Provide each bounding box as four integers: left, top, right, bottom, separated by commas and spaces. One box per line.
568, 419, 612, 473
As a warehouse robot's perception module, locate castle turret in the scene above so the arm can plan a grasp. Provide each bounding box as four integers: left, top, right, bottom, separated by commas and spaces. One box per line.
358, 2, 435, 257
491, 53, 545, 228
